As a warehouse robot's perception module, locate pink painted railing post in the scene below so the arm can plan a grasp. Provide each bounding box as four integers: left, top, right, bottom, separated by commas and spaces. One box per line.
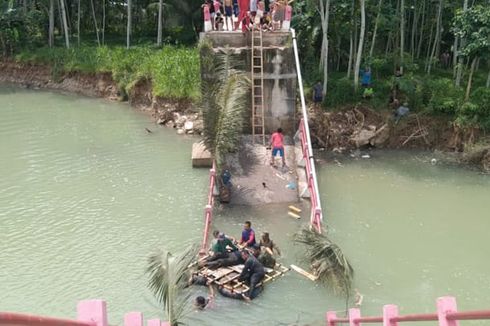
124, 312, 143, 326
437, 297, 460, 326
326, 311, 337, 326
349, 308, 361, 326
147, 319, 163, 326
77, 300, 108, 326
383, 304, 399, 326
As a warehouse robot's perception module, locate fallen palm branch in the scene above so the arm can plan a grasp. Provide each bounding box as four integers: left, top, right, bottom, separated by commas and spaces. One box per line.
146, 245, 198, 326
294, 225, 354, 297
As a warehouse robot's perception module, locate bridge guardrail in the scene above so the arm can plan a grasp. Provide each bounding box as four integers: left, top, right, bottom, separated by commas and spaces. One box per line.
200, 160, 217, 253
291, 28, 323, 232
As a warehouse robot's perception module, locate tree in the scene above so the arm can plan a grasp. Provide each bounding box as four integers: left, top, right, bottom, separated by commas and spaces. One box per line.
59, 0, 69, 48
48, 0, 54, 47
455, 0, 469, 87
146, 246, 197, 326
157, 0, 163, 46
127, 0, 131, 49
353, 0, 365, 91
400, 0, 405, 74
368, 0, 383, 59
317, 0, 330, 93
200, 44, 250, 170
452, 5, 490, 100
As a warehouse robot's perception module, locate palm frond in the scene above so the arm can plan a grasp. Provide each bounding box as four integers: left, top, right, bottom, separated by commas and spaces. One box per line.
200, 44, 250, 170
295, 225, 354, 297
146, 245, 198, 326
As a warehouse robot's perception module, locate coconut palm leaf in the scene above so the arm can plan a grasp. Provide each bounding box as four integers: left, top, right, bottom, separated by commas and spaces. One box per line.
295, 225, 354, 297
146, 245, 198, 326
199, 43, 250, 170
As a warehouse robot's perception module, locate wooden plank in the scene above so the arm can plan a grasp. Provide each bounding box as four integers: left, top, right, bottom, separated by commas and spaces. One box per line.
290, 264, 318, 282
288, 205, 302, 213
288, 211, 301, 219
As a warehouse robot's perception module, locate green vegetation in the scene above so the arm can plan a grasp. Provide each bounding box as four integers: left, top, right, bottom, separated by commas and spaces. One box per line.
293, 0, 490, 131
15, 45, 200, 100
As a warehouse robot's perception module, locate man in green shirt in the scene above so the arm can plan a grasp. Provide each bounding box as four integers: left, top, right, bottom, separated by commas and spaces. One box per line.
208, 233, 238, 262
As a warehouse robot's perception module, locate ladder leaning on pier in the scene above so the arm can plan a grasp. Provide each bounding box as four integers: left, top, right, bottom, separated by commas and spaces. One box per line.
251, 28, 265, 145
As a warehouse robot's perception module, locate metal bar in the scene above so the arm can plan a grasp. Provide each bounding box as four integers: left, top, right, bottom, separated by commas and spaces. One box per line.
446, 311, 490, 320
391, 313, 438, 322
291, 28, 323, 223
201, 161, 216, 252
353, 316, 383, 323
0, 312, 94, 326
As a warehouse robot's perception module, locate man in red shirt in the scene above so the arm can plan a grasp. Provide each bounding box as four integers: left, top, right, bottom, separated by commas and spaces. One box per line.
270, 127, 286, 167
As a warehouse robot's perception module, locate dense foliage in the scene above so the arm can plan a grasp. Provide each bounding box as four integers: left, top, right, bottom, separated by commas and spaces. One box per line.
16, 45, 200, 99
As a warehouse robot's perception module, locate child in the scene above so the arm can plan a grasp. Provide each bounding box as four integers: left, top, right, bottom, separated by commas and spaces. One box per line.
215, 12, 224, 31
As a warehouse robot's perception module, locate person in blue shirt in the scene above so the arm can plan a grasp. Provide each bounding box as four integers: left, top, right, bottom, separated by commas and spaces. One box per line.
361, 67, 372, 87
239, 221, 256, 247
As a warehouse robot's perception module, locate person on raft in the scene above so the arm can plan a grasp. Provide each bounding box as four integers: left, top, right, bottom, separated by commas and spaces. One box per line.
259, 232, 281, 256
218, 284, 263, 300
253, 243, 276, 269
239, 220, 256, 247
205, 249, 244, 269
207, 232, 238, 263
238, 249, 265, 301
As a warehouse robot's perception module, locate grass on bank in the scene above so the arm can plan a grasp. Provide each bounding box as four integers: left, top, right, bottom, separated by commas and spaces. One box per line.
15, 45, 200, 101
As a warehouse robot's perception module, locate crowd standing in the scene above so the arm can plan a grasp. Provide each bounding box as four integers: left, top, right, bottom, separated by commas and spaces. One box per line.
203, 0, 291, 32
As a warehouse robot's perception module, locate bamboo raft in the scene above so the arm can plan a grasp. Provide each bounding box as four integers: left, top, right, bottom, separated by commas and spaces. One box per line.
197, 263, 289, 294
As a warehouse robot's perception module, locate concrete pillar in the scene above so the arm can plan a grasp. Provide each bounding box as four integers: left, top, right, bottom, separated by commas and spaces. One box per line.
326, 311, 337, 326
349, 308, 361, 326
77, 300, 108, 326
124, 312, 143, 326
437, 297, 459, 326
383, 304, 399, 326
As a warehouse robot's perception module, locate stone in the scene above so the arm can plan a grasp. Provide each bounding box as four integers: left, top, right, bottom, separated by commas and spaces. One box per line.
192, 142, 213, 168
176, 128, 185, 135
187, 130, 194, 134
184, 121, 194, 131
373, 125, 390, 147
175, 115, 187, 127
165, 121, 175, 128
157, 118, 165, 125
350, 129, 376, 147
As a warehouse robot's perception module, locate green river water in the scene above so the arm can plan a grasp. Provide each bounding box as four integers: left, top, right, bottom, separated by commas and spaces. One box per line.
1, 87, 489, 325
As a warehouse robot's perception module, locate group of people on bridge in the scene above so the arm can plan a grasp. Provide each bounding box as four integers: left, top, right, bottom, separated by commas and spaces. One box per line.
202, 0, 292, 33
190, 221, 281, 308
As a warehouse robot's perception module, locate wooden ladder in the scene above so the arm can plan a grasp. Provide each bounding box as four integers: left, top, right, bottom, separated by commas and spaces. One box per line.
251, 28, 265, 145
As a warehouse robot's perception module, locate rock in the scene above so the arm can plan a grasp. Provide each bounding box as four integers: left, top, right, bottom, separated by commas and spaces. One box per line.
373, 125, 390, 147
187, 130, 194, 134
192, 119, 204, 133
175, 115, 187, 128
350, 129, 376, 147
368, 125, 377, 131
177, 128, 185, 135
184, 121, 194, 131
157, 118, 165, 125
165, 121, 175, 128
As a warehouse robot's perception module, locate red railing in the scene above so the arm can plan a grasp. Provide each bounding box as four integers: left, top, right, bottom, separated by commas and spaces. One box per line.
0, 312, 94, 326
200, 160, 217, 253
326, 296, 490, 326
298, 118, 323, 233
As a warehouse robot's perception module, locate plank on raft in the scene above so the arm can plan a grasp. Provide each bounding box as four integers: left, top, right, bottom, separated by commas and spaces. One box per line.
290, 264, 318, 281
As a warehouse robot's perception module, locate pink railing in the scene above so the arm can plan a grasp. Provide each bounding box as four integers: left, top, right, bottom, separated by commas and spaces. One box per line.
0, 312, 94, 326
298, 118, 323, 233
0, 300, 169, 326
326, 296, 490, 326
200, 160, 217, 253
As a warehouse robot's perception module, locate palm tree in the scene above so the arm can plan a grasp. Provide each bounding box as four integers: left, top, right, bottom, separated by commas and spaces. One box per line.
295, 225, 354, 297
200, 42, 250, 170
146, 245, 198, 326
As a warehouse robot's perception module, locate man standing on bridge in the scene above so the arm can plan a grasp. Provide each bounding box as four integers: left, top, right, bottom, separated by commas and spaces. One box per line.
270, 127, 286, 167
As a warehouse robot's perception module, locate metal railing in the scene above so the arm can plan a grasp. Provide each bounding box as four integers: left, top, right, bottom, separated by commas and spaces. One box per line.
326, 296, 490, 326
200, 160, 217, 253
291, 28, 323, 232
0, 312, 94, 326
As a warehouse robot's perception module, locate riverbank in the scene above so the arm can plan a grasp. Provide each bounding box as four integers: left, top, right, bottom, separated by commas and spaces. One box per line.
0, 60, 204, 136
1, 60, 488, 171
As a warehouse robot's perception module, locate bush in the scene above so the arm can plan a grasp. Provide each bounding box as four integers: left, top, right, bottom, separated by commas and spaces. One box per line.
326, 77, 355, 107
456, 88, 490, 130
15, 45, 200, 101
424, 78, 464, 115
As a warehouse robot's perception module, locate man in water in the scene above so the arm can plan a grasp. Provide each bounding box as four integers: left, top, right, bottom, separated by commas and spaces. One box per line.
238, 250, 265, 301
194, 282, 215, 310
239, 221, 256, 247
270, 128, 286, 167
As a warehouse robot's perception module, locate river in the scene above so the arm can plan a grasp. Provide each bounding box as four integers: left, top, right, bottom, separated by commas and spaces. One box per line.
1, 87, 489, 325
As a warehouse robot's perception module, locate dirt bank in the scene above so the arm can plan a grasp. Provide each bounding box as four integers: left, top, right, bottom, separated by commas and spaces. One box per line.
0, 60, 203, 135
1, 60, 488, 171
